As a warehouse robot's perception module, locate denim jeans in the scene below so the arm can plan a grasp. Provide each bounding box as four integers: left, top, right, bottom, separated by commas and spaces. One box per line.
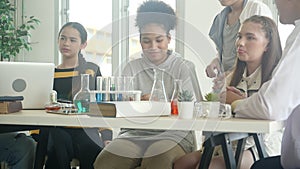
0, 132, 36, 169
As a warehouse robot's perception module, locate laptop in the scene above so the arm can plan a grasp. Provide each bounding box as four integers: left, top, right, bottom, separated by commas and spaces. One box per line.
0, 62, 55, 109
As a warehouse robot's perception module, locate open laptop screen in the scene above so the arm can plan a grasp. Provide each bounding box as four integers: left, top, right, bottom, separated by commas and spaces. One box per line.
0, 62, 55, 109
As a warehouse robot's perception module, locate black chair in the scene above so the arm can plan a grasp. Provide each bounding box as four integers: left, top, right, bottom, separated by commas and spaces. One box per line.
198, 132, 267, 169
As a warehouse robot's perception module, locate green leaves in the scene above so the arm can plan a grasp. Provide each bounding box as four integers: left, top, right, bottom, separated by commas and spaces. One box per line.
204, 92, 219, 101
0, 0, 40, 61
178, 90, 194, 102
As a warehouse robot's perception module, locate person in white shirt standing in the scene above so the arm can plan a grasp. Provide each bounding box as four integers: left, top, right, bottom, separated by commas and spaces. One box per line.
232, 0, 300, 168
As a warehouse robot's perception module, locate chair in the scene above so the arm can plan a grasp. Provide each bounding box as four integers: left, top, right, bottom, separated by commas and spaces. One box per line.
34, 127, 103, 169
198, 132, 267, 169
70, 158, 80, 169
0, 162, 8, 169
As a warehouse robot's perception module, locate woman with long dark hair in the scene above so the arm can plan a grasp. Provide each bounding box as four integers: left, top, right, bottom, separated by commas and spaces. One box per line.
45, 22, 111, 169
174, 15, 282, 169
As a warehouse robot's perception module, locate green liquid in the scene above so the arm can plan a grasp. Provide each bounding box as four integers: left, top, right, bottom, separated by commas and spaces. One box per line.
74, 100, 90, 113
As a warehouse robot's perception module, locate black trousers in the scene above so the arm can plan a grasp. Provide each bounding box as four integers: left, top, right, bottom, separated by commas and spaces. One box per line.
45, 127, 103, 169
251, 156, 283, 169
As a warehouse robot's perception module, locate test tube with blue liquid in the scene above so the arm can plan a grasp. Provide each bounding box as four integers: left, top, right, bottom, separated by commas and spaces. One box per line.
109, 77, 116, 101
96, 77, 103, 102
96, 77, 110, 102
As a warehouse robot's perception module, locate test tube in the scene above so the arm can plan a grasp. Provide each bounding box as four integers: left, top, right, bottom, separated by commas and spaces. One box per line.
96, 77, 103, 102
109, 76, 116, 101
103, 77, 110, 101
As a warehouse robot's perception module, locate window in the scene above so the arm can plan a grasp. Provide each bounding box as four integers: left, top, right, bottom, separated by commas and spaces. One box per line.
66, 0, 112, 76
64, 0, 177, 76
263, 0, 294, 48
127, 0, 176, 61
278, 23, 294, 49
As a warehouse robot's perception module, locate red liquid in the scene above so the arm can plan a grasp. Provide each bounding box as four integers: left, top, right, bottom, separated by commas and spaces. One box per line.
45, 105, 61, 111
171, 100, 178, 115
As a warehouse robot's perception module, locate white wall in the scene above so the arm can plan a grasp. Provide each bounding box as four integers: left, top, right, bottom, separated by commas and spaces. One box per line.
16, 0, 58, 63
183, 0, 223, 94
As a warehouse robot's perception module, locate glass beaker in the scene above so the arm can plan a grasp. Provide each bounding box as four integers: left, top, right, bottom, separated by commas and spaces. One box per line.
73, 74, 90, 113
170, 79, 182, 115
149, 68, 167, 102
122, 76, 134, 101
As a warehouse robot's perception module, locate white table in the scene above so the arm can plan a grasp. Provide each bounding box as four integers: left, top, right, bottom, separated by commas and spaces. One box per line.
0, 110, 283, 132
0, 110, 283, 169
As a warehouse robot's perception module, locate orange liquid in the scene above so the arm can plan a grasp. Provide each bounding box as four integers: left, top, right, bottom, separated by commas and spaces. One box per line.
45, 105, 61, 111
171, 100, 178, 115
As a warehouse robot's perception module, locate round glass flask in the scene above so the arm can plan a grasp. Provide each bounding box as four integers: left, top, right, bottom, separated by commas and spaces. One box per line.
73, 74, 91, 113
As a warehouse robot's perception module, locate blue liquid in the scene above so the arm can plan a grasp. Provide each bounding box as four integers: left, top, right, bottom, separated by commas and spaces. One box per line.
74, 100, 90, 113
110, 85, 116, 101
110, 93, 115, 101
96, 93, 103, 102
117, 94, 123, 101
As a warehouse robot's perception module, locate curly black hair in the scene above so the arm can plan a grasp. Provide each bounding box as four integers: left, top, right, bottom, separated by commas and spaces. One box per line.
135, 1, 176, 34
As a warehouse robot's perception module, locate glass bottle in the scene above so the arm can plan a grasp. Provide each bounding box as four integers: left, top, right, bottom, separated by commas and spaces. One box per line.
170, 79, 182, 115
149, 68, 167, 102
45, 90, 61, 112
73, 74, 90, 113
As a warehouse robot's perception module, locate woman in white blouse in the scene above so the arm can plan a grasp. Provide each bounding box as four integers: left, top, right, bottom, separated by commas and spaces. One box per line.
174, 15, 282, 169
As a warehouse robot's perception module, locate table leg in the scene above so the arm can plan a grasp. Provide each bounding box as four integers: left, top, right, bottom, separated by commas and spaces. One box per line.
221, 134, 237, 169
199, 132, 250, 169
198, 141, 215, 169
251, 133, 268, 159
235, 137, 247, 169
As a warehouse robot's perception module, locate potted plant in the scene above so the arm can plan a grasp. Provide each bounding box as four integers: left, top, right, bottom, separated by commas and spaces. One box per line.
178, 90, 194, 119
0, 0, 40, 61
178, 90, 194, 102
204, 92, 219, 102
202, 92, 220, 118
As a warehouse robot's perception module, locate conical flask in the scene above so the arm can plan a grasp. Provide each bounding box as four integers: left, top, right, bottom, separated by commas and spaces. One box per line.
73, 74, 90, 113
170, 79, 182, 115
149, 68, 167, 102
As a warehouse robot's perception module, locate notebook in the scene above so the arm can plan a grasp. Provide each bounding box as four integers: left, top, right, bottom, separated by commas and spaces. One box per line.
0, 62, 55, 109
